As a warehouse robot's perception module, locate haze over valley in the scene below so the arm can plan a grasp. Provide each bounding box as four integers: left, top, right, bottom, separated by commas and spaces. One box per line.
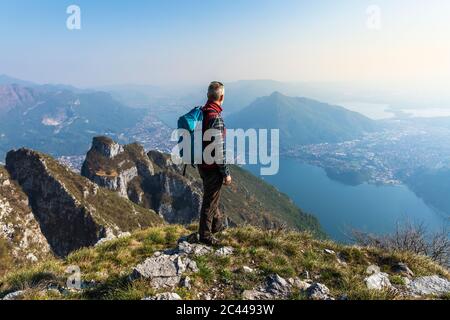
0, 74, 449, 240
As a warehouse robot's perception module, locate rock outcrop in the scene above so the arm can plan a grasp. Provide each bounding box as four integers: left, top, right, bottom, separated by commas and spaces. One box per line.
407, 276, 450, 296
131, 253, 199, 289
81, 137, 202, 224
5, 148, 163, 257
364, 272, 393, 291
0, 166, 51, 269
243, 274, 332, 300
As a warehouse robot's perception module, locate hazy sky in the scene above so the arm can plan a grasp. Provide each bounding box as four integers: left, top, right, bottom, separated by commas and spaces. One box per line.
1, 0, 449, 90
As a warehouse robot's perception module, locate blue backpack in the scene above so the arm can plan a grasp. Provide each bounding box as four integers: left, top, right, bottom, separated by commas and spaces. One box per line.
177, 107, 204, 174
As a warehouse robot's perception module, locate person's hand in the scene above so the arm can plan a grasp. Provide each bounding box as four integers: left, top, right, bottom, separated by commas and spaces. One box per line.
224, 175, 232, 186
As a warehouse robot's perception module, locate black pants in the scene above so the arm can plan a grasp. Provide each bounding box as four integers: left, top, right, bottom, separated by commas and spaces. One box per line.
198, 167, 225, 240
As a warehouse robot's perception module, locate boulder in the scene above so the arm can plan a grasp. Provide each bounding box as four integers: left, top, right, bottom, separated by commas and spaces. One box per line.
407, 276, 450, 296
306, 283, 333, 300
365, 272, 392, 290
242, 274, 298, 300
131, 253, 198, 289
242, 290, 274, 300
366, 265, 381, 275
2, 290, 26, 300
174, 241, 213, 256
215, 246, 234, 257
143, 292, 182, 300
266, 274, 291, 295
288, 277, 311, 291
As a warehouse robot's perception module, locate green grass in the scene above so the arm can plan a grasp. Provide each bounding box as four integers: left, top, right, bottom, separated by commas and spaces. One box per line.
0, 225, 448, 300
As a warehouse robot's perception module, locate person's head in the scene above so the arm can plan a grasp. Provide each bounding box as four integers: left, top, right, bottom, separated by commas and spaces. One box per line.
207, 81, 225, 105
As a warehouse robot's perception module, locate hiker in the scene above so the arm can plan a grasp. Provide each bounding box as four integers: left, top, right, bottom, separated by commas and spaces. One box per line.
198, 81, 232, 245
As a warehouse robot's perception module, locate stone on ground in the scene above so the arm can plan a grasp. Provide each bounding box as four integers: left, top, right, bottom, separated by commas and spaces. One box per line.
306, 283, 332, 300
407, 276, 450, 296
143, 292, 182, 300
365, 272, 392, 290
131, 253, 198, 289
366, 265, 381, 275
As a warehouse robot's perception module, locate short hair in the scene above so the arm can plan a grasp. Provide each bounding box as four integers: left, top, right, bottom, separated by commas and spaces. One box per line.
207, 81, 225, 101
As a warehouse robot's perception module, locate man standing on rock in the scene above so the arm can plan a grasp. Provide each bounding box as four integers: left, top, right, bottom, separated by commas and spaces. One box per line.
198, 81, 232, 246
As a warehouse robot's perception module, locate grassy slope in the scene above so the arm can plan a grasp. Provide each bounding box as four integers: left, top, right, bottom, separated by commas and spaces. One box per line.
1, 225, 448, 300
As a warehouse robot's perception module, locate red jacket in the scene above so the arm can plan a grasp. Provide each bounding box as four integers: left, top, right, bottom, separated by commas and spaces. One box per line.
199, 100, 230, 177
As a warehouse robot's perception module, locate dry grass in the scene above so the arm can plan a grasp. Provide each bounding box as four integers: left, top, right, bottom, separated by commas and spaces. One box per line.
0, 225, 448, 300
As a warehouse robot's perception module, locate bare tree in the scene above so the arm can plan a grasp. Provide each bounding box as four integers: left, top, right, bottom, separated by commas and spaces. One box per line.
349, 221, 449, 267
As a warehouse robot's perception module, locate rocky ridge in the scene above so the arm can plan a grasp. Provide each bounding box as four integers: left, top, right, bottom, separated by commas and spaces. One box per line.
0, 166, 51, 271
3, 148, 163, 258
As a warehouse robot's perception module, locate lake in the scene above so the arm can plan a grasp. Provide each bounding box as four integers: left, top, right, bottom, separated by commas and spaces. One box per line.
246, 158, 446, 242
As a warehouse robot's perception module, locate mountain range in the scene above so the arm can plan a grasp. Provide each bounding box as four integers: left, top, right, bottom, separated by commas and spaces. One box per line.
0, 75, 381, 161
0, 83, 146, 160
228, 92, 379, 148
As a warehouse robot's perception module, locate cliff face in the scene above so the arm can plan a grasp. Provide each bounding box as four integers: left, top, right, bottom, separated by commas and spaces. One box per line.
81, 137, 323, 236
81, 137, 201, 224
6, 148, 163, 257
0, 166, 51, 271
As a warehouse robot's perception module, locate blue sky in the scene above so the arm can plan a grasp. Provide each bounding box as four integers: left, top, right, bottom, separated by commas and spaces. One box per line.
0, 0, 449, 90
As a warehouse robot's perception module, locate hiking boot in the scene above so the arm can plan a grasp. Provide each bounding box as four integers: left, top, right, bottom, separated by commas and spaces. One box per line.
186, 232, 200, 244
178, 232, 200, 244
199, 236, 220, 247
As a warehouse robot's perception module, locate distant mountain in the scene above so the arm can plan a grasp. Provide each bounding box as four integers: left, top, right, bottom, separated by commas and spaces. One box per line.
0, 84, 146, 160
96, 84, 168, 108
228, 92, 379, 147
0, 84, 40, 116
0, 74, 37, 87
94, 79, 379, 126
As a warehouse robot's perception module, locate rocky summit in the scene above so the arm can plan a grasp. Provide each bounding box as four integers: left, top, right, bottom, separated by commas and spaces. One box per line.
3, 148, 162, 258
81, 136, 323, 235
81, 136, 202, 224
1, 225, 448, 301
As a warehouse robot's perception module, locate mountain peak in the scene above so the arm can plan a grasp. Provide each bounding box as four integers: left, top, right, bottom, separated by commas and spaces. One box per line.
91, 136, 124, 159
0, 74, 36, 87
270, 91, 284, 97
228, 93, 378, 146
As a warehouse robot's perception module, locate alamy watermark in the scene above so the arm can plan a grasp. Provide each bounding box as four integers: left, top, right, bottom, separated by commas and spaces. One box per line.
66, 265, 81, 290
366, 5, 382, 30
171, 128, 280, 176
66, 5, 81, 30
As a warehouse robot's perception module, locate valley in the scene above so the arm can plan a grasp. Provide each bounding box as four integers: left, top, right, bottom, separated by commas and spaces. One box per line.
1, 76, 449, 243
